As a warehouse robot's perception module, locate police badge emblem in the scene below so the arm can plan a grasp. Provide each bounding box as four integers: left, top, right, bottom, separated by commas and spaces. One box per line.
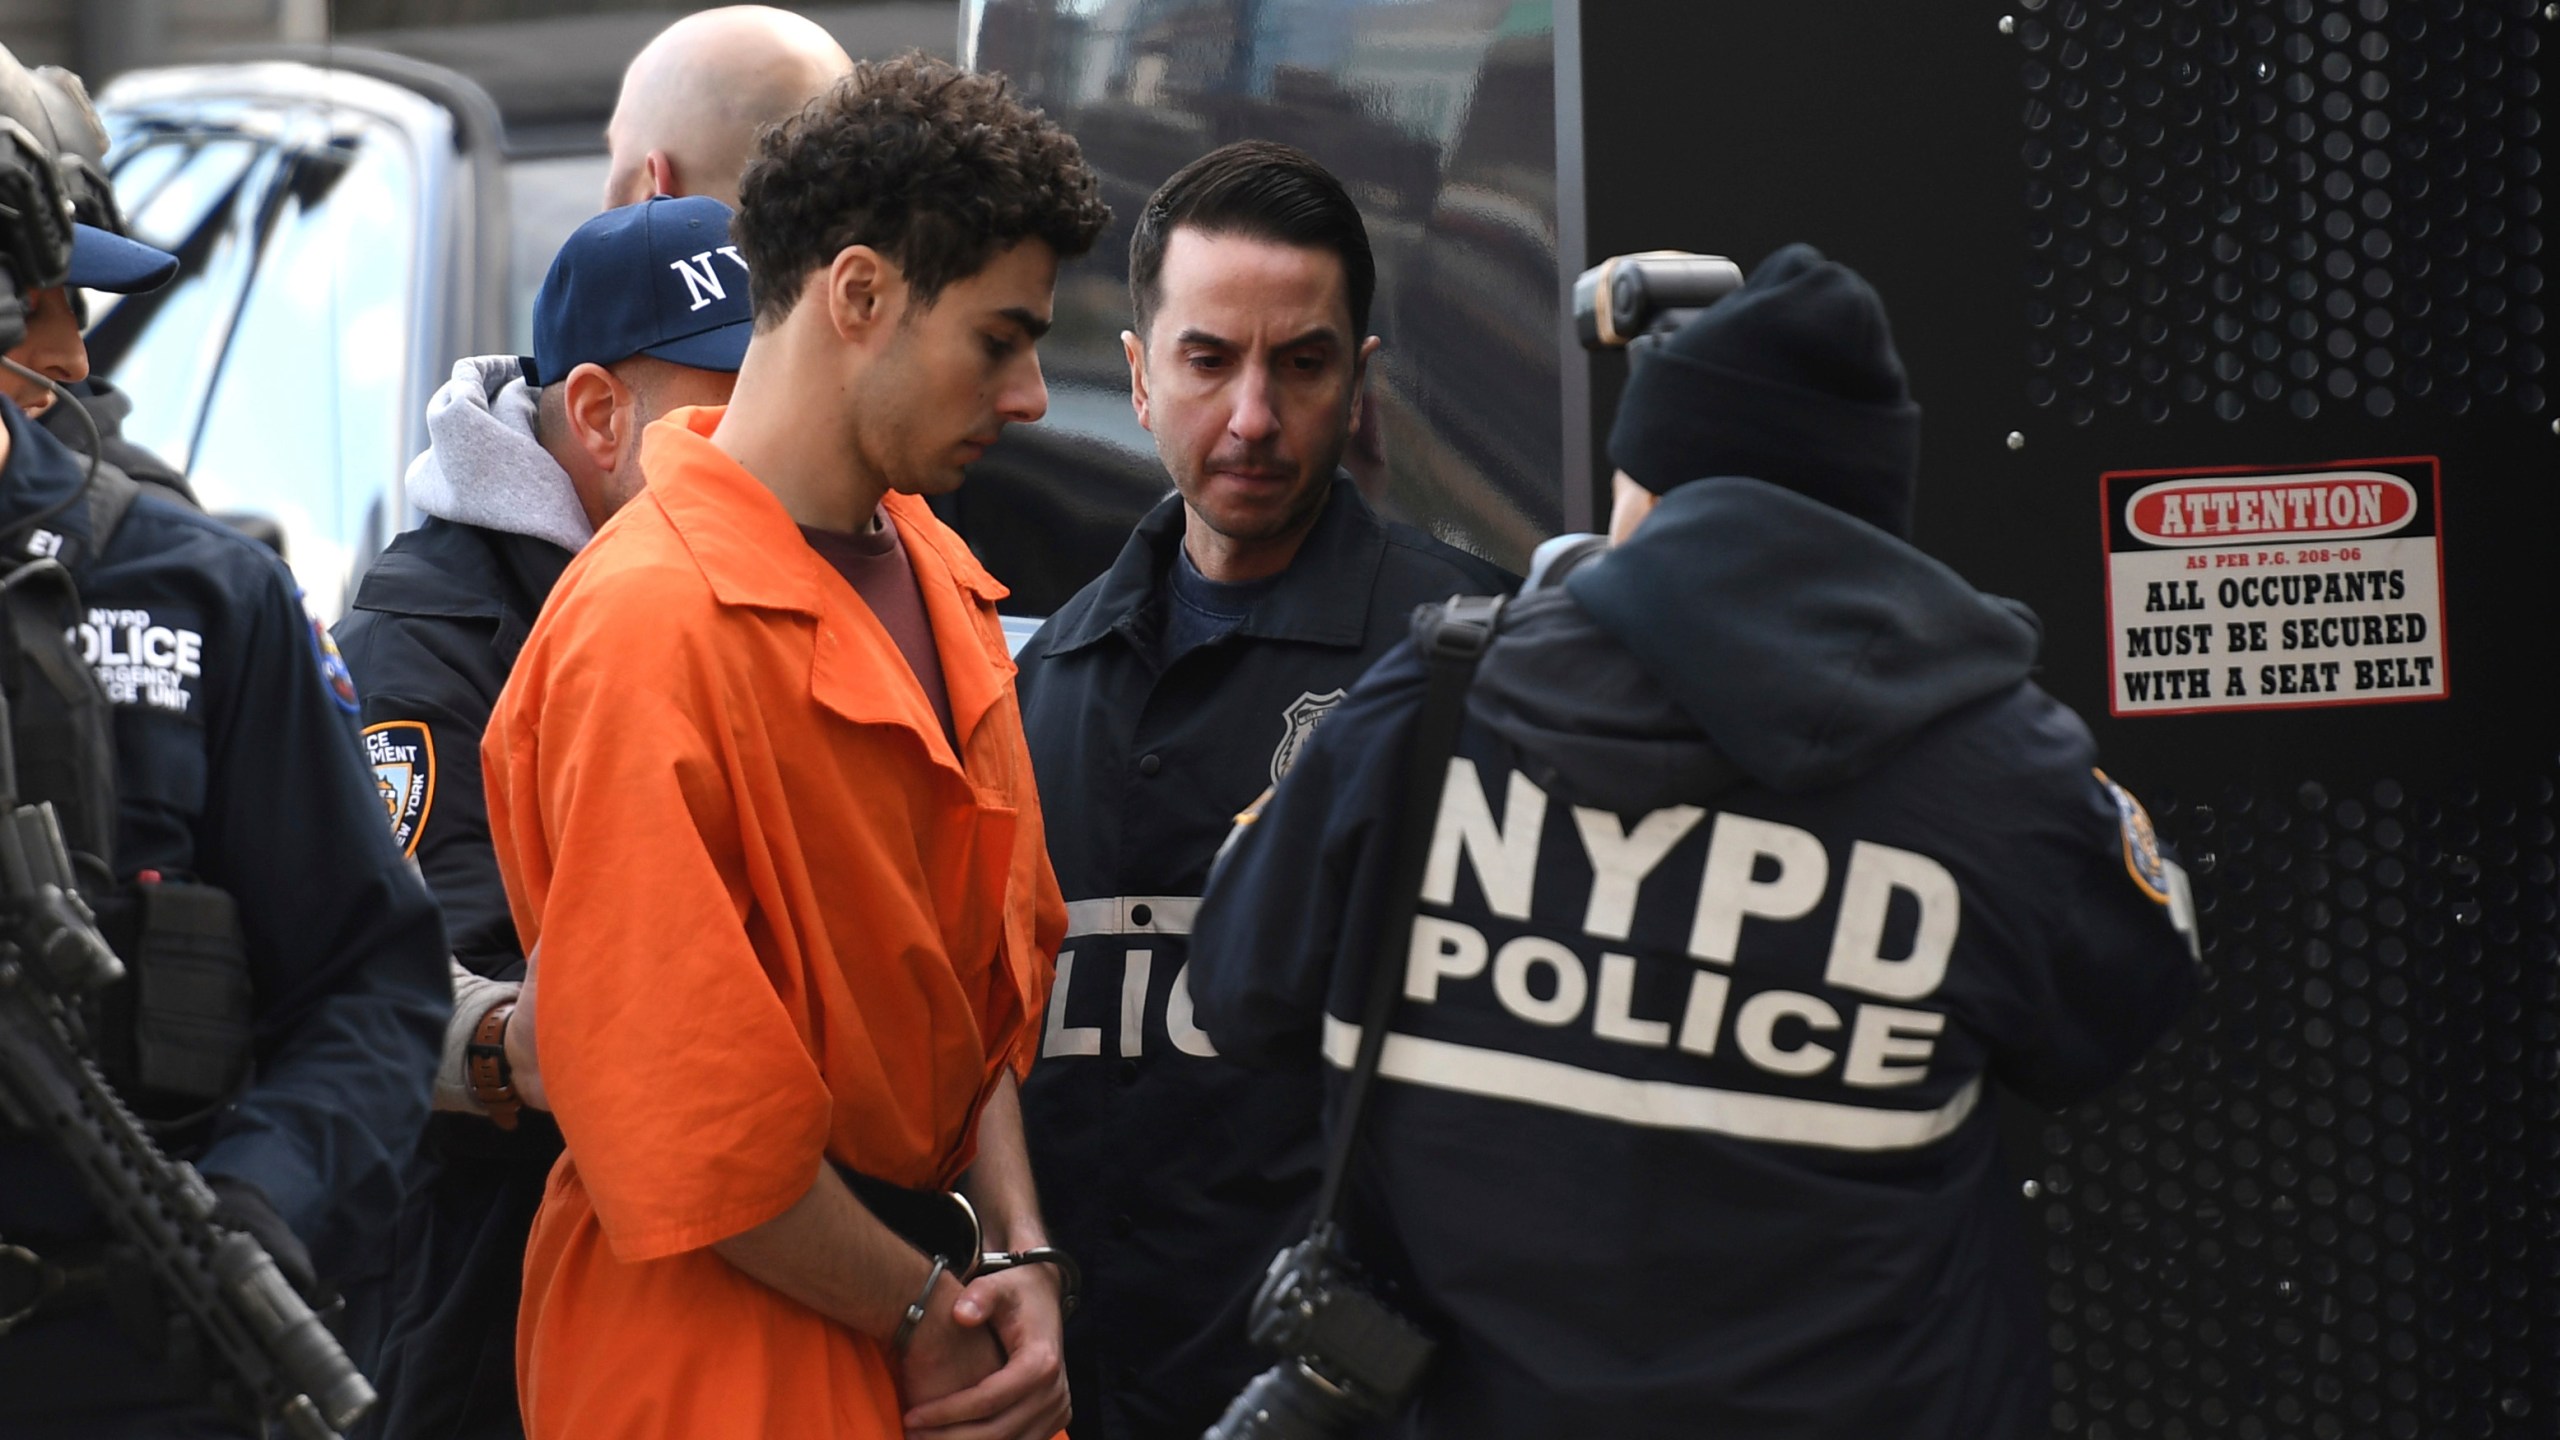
1270, 688, 1347, 784
366, 721, 436, 857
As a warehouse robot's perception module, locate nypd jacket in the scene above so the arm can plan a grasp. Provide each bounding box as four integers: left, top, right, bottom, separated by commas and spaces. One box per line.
335, 518, 568, 1440
1014, 477, 1513, 1439
332, 354, 579, 1440
1191, 477, 2201, 1440
341, 519, 562, 970
337, 356, 582, 991
0, 402, 449, 1420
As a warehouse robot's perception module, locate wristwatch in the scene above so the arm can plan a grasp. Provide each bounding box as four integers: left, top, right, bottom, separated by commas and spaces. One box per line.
466, 1000, 522, 1131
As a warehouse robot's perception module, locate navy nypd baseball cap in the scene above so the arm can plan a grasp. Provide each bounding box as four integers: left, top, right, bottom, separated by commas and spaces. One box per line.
526, 194, 752, 386
67, 221, 177, 293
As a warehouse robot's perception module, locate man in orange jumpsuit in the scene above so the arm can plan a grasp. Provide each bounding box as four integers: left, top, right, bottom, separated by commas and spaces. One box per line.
482, 55, 1108, 1440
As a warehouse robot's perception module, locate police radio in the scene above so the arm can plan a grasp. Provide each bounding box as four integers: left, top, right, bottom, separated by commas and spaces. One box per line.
1573, 250, 1743, 349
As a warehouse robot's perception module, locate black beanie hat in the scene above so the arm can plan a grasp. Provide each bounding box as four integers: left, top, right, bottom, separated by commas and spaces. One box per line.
1607, 243, 1923, 537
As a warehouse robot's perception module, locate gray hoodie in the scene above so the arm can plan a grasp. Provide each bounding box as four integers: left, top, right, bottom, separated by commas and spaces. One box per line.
403, 355, 593, 554
392, 354, 591, 1112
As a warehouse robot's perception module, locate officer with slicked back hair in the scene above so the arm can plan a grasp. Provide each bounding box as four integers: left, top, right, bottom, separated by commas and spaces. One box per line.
1012, 139, 1513, 1440
0, 42, 448, 1439
1191, 244, 2201, 1439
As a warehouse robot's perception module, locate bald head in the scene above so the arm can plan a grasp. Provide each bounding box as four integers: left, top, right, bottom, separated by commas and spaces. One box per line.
603, 6, 851, 211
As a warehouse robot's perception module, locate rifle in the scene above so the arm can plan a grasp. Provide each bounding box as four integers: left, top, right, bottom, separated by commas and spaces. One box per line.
0, 571, 374, 1440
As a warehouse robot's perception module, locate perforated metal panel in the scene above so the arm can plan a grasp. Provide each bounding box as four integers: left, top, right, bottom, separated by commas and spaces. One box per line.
2019, 0, 2547, 426
1576, 1, 2560, 1431
2027, 774, 2560, 1439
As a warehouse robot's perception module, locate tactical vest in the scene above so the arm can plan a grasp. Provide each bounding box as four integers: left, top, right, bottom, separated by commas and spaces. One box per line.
0, 460, 252, 1126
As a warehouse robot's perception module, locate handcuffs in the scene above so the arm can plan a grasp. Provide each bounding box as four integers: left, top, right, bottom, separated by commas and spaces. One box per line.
890, 1240, 1084, 1353
883, 1183, 1083, 1354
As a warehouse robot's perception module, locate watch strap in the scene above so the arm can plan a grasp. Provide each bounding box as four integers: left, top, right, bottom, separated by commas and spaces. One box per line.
466, 1000, 522, 1131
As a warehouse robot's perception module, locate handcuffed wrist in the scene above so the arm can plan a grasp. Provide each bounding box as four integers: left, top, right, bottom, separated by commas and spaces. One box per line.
891, 1254, 950, 1354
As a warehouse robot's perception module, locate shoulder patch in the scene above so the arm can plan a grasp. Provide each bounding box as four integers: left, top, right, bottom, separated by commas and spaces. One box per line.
2095, 768, 2172, 903
2096, 769, 2203, 961
1271, 688, 1347, 783
367, 721, 437, 857
310, 612, 360, 714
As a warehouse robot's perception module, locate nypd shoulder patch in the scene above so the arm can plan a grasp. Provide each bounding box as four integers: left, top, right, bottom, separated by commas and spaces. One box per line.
2095, 767, 2172, 903
2096, 767, 2203, 961
310, 614, 360, 714
367, 721, 437, 857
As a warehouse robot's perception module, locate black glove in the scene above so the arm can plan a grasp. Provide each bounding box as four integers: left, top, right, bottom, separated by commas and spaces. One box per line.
204, 1175, 320, 1302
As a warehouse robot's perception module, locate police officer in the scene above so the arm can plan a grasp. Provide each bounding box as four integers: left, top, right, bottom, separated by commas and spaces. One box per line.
1011, 141, 1513, 1439
1189, 245, 2201, 1437
1, 62, 192, 505
422, 0, 855, 1116
334, 195, 747, 1440
600, 5, 849, 210
0, 44, 449, 1438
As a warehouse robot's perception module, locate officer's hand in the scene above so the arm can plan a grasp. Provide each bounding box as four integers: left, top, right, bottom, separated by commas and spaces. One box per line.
902, 1264, 1069, 1440
204, 1175, 320, 1302
508, 946, 548, 1111
896, 1271, 1006, 1420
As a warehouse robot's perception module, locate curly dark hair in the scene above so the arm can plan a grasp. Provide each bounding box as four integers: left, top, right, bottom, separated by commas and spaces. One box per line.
734, 52, 1109, 326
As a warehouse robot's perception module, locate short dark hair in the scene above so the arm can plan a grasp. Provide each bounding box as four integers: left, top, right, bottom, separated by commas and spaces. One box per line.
1128, 140, 1375, 341
734, 53, 1109, 326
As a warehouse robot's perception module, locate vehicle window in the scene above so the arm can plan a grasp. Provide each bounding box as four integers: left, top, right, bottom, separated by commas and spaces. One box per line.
86, 137, 284, 473
98, 140, 190, 225
123, 138, 260, 250
505, 153, 611, 352
187, 120, 419, 620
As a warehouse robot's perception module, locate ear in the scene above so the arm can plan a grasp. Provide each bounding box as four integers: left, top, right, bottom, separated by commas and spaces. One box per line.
562, 363, 632, 476
1121, 329, 1152, 431
644, 149, 678, 199
823, 246, 897, 343
1347, 335, 1382, 427
1606, 469, 1659, 546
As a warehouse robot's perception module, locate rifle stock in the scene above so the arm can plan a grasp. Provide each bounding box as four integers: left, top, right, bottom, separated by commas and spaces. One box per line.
0, 797, 374, 1439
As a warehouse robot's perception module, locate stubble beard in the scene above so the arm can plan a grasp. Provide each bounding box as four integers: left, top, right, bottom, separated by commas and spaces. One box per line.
1178, 429, 1347, 549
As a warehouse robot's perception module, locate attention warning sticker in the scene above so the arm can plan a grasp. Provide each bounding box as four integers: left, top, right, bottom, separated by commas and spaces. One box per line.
2101, 457, 2448, 717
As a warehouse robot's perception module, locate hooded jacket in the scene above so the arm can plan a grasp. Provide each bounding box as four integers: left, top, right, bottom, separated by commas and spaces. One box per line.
340, 356, 585, 980
332, 355, 583, 1440
1191, 477, 2199, 1440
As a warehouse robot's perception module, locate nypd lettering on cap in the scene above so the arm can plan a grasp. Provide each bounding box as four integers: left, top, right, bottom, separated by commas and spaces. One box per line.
534, 194, 755, 382
669, 245, 748, 311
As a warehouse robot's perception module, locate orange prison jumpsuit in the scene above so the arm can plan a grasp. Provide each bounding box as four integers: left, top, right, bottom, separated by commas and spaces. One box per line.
484, 406, 1066, 1439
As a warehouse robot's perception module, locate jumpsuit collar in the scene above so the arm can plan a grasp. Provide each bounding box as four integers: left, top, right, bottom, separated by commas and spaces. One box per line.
640, 406, 1015, 769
